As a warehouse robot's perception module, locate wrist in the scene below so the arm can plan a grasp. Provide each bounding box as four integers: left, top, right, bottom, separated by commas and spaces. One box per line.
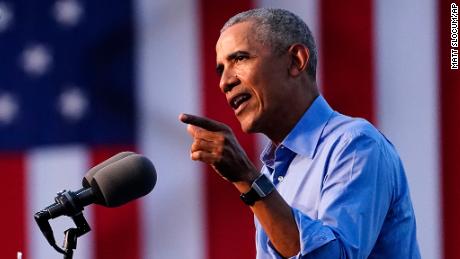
233, 172, 261, 193
239, 174, 275, 206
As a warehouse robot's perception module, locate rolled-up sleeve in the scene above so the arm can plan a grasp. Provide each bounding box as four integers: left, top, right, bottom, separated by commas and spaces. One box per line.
259, 132, 394, 258
264, 208, 338, 258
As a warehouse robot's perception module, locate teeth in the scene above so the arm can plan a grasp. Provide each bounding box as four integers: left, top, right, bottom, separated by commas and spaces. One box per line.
234, 95, 245, 105
231, 94, 250, 110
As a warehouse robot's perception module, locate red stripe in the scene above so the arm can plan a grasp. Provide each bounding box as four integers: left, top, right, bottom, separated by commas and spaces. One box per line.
0, 153, 27, 257
199, 2, 257, 259
439, 0, 460, 258
320, 0, 376, 123
90, 146, 141, 259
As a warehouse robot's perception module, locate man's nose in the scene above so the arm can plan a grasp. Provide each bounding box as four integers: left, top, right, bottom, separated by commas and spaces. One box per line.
219, 69, 240, 93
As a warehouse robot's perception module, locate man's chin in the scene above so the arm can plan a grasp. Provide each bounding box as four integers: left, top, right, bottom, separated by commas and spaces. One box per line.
238, 117, 262, 134
240, 126, 255, 134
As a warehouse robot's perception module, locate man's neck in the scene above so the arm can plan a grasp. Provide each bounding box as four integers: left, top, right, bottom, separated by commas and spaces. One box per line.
267, 91, 319, 146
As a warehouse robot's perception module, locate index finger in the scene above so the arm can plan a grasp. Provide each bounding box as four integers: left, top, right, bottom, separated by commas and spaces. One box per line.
179, 113, 228, 132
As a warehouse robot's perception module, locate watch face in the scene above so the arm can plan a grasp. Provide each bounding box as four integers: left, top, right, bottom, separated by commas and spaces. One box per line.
240, 174, 275, 206
252, 175, 274, 197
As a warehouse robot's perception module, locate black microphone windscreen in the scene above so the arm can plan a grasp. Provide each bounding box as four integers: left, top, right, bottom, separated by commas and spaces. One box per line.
82, 151, 135, 188
91, 154, 157, 207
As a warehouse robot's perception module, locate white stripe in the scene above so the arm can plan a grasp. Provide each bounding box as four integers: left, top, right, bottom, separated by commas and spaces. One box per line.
26, 146, 94, 259
256, 0, 322, 89
374, 0, 441, 258
135, 0, 205, 258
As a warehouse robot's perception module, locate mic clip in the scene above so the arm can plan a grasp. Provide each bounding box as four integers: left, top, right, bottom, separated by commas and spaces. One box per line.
34, 190, 91, 258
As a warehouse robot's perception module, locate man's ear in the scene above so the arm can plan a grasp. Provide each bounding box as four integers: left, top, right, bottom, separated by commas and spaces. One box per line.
288, 44, 309, 77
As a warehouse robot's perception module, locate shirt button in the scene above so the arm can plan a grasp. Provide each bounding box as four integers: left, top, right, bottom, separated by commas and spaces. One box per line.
277, 176, 284, 182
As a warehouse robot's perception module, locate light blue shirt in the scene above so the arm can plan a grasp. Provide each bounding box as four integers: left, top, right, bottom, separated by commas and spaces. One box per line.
256, 96, 420, 258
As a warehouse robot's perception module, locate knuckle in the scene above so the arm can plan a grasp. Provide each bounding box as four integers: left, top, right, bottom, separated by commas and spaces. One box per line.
191, 141, 200, 152
216, 134, 225, 143
187, 124, 195, 134
190, 152, 198, 160
215, 145, 224, 156
194, 151, 205, 161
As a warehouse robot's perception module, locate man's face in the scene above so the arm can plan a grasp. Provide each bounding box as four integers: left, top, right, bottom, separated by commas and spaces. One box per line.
216, 21, 291, 134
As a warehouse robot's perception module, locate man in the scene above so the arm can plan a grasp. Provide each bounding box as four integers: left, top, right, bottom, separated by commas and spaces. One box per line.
180, 8, 420, 258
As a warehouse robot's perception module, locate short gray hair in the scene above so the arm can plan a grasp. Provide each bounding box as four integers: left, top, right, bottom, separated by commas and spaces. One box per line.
221, 8, 317, 81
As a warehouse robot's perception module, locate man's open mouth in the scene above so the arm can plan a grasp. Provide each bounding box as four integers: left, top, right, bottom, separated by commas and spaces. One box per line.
230, 93, 251, 110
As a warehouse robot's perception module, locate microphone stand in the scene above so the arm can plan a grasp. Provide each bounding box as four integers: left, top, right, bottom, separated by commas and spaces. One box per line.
34, 190, 91, 259
62, 213, 91, 259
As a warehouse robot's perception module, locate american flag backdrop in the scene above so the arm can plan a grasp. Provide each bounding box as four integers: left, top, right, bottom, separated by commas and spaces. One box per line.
0, 0, 459, 258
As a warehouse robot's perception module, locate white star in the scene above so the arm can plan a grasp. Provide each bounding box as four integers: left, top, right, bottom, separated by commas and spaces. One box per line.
0, 2, 13, 32
0, 92, 18, 125
53, 0, 83, 27
58, 87, 88, 121
21, 44, 53, 77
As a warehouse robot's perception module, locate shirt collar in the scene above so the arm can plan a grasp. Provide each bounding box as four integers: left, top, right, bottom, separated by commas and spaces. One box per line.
261, 95, 334, 161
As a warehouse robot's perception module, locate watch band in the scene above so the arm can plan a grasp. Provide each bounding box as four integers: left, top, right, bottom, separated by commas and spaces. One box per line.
240, 174, 275, 206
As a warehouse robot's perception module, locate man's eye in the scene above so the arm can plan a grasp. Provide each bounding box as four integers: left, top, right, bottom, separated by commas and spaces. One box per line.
235, 55, 247, 62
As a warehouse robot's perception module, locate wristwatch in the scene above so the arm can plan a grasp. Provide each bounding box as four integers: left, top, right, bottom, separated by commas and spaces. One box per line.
240, 174, 275, 206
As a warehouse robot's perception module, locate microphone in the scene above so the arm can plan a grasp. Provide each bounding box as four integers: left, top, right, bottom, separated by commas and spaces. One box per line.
82, 151, 135, 189
34, 152, 157, 256
36, 153, 157, 220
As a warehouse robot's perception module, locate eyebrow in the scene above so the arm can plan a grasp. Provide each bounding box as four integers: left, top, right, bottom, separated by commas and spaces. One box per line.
227, 50, 250, 60
216, 50, 250, 75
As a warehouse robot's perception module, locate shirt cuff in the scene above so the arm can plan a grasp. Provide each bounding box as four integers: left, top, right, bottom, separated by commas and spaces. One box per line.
293, 207, 337, 255
266, 207, 337, 258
